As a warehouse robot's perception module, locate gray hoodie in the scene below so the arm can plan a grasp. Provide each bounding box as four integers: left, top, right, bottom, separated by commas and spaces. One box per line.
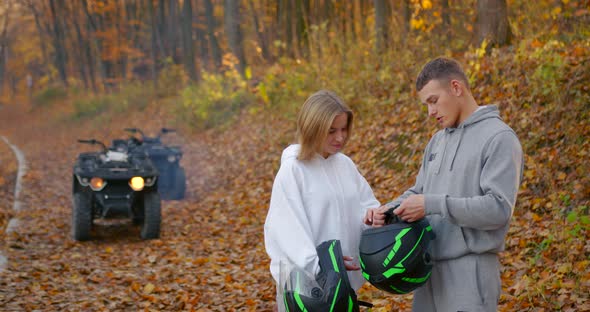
389, 105, 523, 260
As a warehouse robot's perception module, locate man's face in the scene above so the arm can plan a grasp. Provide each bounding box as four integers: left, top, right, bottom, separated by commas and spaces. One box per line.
418, 79, 461, 128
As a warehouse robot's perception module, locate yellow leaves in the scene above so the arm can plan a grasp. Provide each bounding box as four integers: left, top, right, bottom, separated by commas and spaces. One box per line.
551, 6, 563, 19
574, 261, 589, 273
531, 213, 542, 222
556, 263, 572, 275
421, 0, 433, 9
224, 274, 233, 283
531, 39, 544, 48
105, 246, 114, 253
143, 283, 155, 295
410, 18, 425, 31
131, 281, 141, 292
192, 257, 209, 265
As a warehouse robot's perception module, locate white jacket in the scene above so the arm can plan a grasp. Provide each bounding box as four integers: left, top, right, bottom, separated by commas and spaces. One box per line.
264, 144, 380, 290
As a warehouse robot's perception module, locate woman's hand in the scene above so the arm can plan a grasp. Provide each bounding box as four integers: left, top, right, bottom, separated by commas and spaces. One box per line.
343, 256, 360, 271
364, 206, 389, 227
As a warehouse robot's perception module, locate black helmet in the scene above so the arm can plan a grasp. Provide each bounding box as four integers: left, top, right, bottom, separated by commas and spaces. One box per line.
283, 240, 360, 312
359, 204, 435, 294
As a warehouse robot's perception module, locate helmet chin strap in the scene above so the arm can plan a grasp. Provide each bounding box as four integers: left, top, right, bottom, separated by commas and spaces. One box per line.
358, 301, 374, 308
384, 203, 402, 224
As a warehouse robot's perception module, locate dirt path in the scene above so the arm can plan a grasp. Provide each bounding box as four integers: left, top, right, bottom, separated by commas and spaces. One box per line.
0, 136, 27, 272
0, 104, 276, 311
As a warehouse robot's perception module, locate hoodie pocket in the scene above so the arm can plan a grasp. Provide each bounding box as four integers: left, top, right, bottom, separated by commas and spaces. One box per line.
475, 254, 501, 306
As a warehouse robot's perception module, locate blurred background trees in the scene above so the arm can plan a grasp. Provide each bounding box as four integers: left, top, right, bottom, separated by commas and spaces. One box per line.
0, 0, 586, 97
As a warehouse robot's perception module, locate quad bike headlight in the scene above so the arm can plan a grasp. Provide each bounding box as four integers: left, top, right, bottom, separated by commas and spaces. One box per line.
90, 177, 106, 191
129, 177, 145, 191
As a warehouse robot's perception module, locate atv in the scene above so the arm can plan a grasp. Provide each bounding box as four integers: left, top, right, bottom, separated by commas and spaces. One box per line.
123, 128, 186, 200
72, 139, 161, 241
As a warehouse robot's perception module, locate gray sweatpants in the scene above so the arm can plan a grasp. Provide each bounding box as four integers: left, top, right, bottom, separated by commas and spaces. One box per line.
412, 253, 501, 312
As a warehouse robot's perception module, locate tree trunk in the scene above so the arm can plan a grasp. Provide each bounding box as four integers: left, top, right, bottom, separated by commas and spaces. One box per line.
0, 11, 9, 95
168, 0, 180, 63
295, 0, 309, 58
476, 0, 513, 48
195, 10, 209, 71
441, 0, 451, 40
49, 0, 68, 86
403, 0, 411, 40
29, 4, 50, 69
248, 0, 271, 61
182, 0, 198, 81
204, 0, 222, 70
148, 0, 159, 88
374, 0, 388, 52
82, 0, 111, 91
157, 0, 168, 59
71, 3, 90, 90
278, 0, 294, 58
224, 0, 246, 75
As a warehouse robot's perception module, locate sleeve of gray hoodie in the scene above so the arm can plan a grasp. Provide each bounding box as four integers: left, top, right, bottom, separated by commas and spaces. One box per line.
424, 130, 523, 230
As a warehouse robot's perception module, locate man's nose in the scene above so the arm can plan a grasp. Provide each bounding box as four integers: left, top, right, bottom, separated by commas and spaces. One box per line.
428, 105, 436, 117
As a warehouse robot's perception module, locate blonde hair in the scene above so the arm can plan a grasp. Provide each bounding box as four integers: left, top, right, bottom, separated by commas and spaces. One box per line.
296, 90, 353, 161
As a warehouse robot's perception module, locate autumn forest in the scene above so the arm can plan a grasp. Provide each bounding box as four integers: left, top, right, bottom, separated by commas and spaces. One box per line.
0, 0, 589, 311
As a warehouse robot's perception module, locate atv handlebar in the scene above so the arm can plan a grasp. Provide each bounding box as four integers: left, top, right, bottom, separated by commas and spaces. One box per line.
124, 128, 145, 137
160, 128, 176, 134
124, 127, 177, 140
77, 139, 108, 152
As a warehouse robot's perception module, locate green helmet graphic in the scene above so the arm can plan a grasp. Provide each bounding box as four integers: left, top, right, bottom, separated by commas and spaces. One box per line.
283, 240, 361, 312
359, 204, 436, 294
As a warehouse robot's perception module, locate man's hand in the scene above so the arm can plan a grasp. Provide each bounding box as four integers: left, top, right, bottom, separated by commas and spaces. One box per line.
364, 206, 388, 227
394, 195, 426, 222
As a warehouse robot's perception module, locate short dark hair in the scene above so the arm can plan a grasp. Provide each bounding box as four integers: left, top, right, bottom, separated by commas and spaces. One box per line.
415, 57, 470, 91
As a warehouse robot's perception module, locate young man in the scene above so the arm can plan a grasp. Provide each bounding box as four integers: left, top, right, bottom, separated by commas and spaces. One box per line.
365, 57, 523, 311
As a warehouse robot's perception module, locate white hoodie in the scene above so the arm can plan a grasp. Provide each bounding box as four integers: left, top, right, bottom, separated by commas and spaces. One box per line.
264, 144, 380, 290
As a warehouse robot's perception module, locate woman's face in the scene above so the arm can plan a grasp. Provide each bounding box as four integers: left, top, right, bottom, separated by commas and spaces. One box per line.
322, 113, 348, 157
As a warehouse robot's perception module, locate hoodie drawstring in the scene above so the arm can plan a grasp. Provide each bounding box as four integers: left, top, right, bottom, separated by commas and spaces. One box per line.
435, 132, 449, 175
449, 127, 465, 171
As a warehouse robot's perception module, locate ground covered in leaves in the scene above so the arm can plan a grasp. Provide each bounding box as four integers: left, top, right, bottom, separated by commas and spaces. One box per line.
1, 40, 589, 311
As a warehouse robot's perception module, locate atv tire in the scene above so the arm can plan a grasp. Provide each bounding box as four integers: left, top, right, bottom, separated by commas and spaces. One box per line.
140, 191, 161, 239
72, 191, 93, 241
172, 168, 186, 200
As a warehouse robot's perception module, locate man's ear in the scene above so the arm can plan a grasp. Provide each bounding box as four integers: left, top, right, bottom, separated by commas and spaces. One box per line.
450, 79, 464, 96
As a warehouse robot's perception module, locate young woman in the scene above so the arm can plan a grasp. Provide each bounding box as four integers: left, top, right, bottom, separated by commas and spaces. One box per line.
264, 90, 380, 309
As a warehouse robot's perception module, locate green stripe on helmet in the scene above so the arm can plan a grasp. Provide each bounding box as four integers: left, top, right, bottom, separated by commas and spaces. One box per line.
383, 266, 405, 278
396, 228, 426, 266
362, 271, 370, 281
383, 228, 412, 267
284, 291, 291, 312
329, 279, 342, 312
328, 241, 340, 273
390, 284, 408, 294
402, 271, 432, 284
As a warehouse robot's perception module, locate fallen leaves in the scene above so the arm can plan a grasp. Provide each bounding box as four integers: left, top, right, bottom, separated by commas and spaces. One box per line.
0, 38, 589, 312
